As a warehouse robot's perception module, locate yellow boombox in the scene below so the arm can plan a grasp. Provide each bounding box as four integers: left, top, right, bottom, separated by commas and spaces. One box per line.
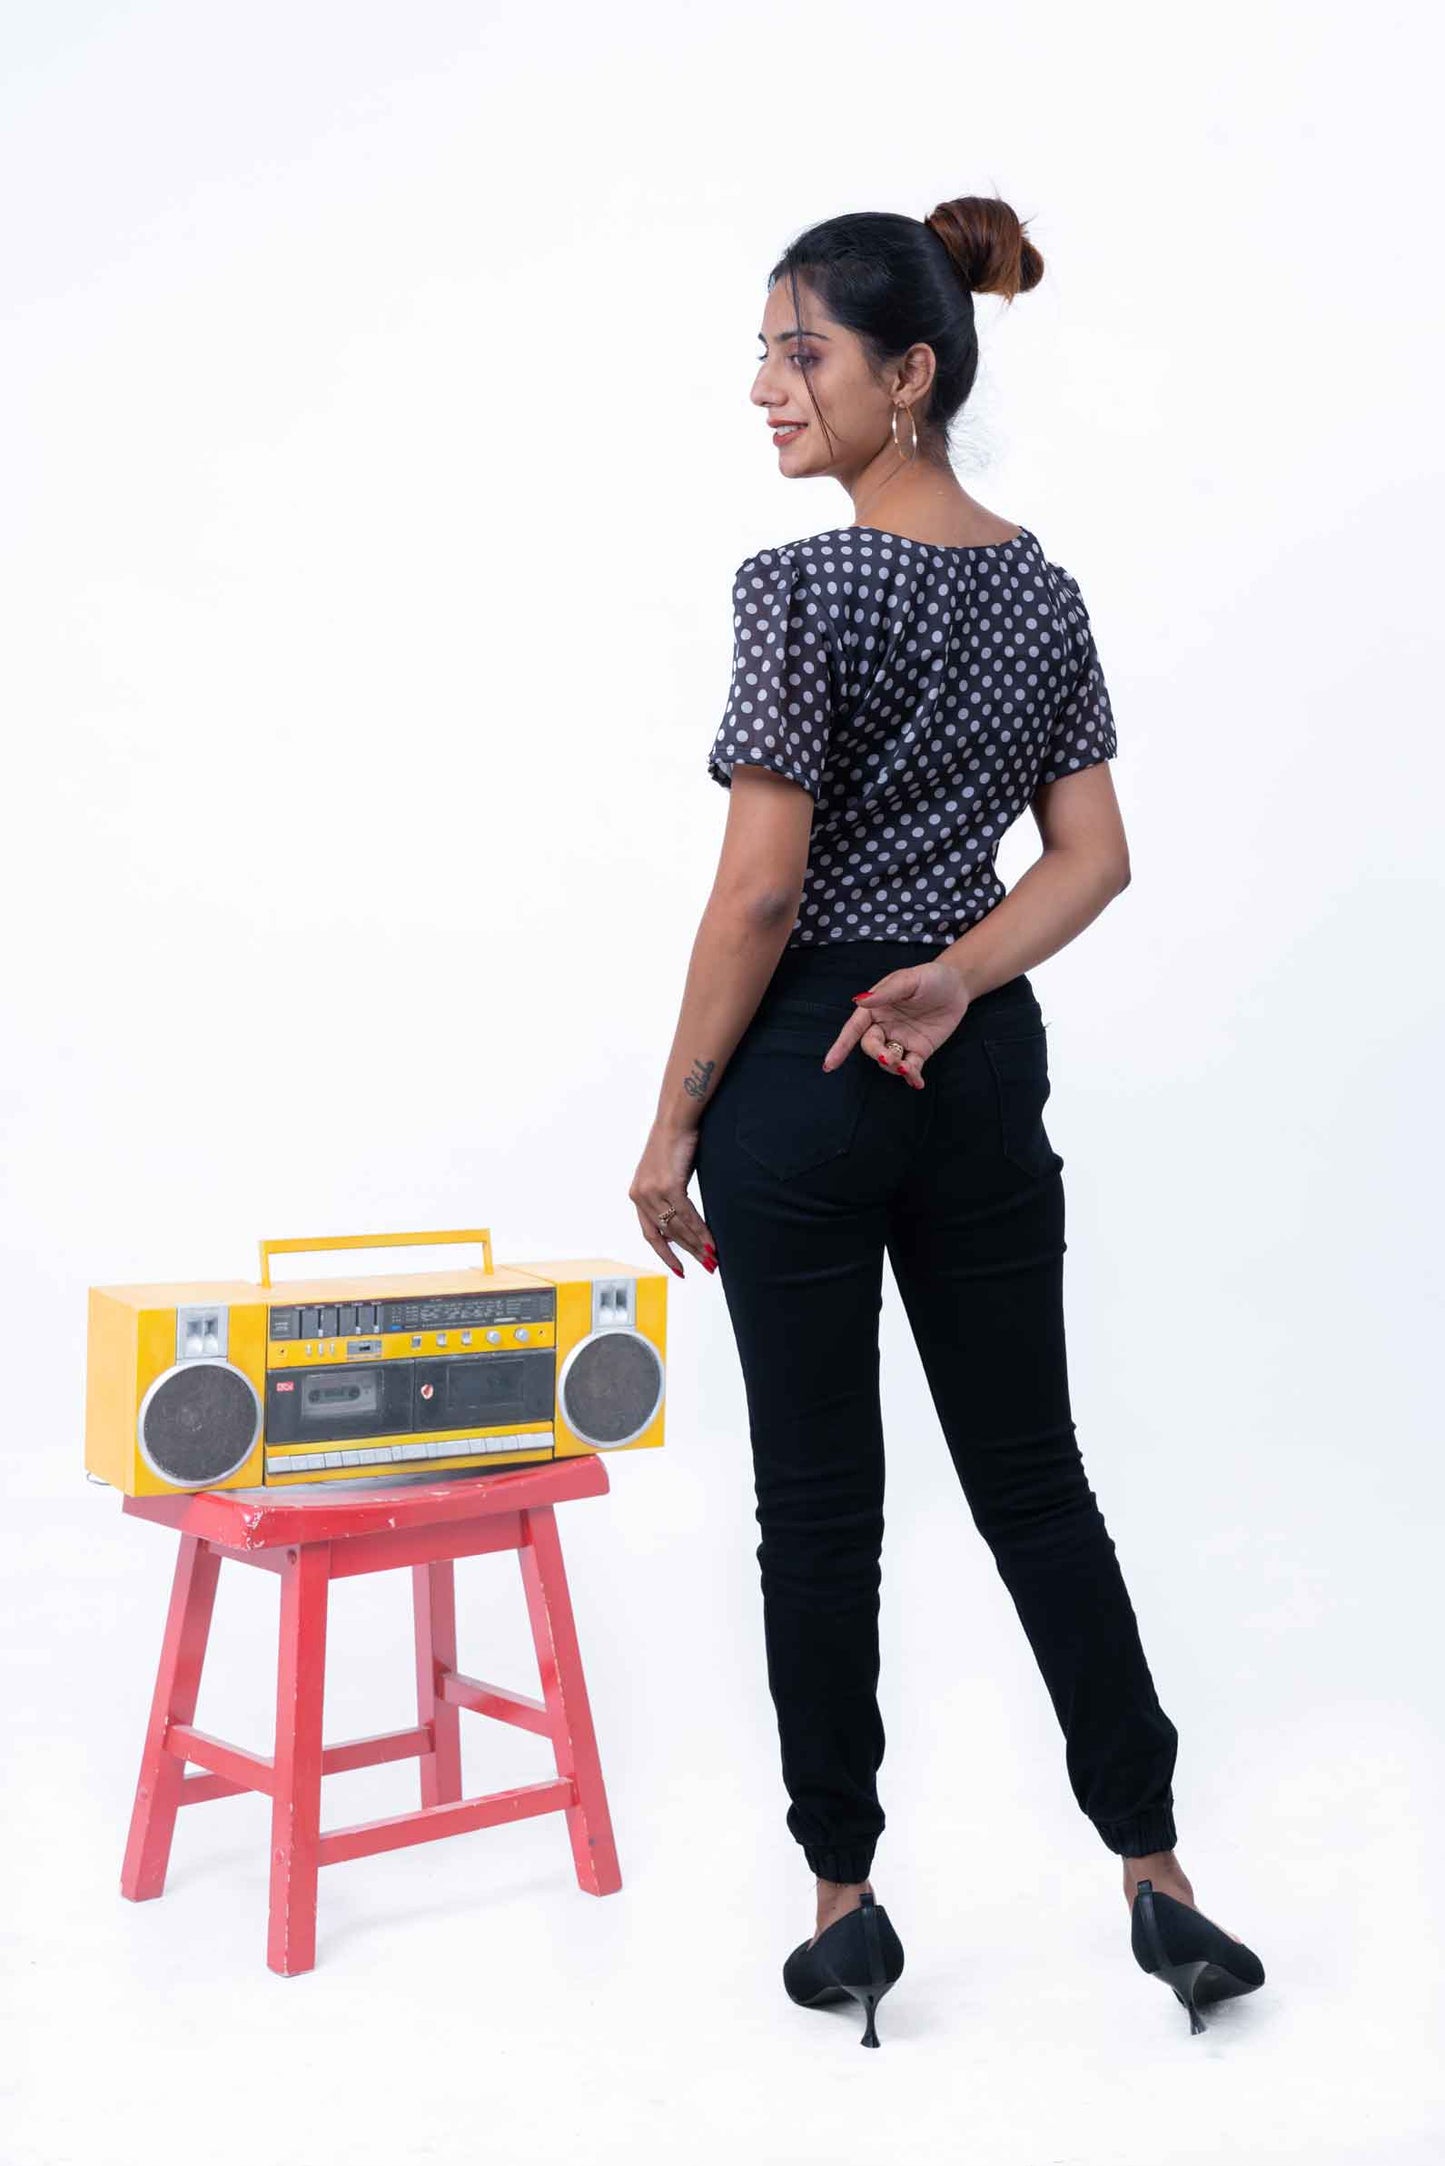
85, 1229, 668, 1497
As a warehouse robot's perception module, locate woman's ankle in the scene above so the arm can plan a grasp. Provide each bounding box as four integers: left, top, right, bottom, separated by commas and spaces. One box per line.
815, 1874, 872, 1916
1122, 1850, 1193, 1902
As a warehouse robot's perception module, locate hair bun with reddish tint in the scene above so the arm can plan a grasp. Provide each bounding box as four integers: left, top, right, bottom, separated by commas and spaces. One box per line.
924, 195, 1045, 300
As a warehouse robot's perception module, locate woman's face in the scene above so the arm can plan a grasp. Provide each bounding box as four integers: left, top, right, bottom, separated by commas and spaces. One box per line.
750, 274, 897, 482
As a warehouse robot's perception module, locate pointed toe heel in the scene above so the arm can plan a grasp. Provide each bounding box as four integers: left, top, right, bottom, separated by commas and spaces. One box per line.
782, 1888, 906, 2047
1130, 1877, 1266, 2036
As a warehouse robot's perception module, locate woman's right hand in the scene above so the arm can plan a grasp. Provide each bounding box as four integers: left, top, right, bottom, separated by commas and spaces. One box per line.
821, 959, 973, 1090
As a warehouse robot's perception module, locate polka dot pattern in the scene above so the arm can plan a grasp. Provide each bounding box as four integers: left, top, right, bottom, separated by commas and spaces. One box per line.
707, 524, 1118, 945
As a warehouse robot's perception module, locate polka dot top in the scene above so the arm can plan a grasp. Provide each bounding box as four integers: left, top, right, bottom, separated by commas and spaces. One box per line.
707, 523, 1118, 947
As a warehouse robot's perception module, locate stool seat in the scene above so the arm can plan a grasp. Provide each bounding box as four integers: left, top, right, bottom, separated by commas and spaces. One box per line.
120, 1458, 621, 1974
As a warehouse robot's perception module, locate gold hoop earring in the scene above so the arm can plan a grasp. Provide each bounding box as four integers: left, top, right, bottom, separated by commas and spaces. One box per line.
891, 403, 919, 461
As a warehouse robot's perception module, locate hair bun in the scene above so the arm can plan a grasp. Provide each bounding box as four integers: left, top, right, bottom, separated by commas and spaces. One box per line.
924, 195, 1044, 300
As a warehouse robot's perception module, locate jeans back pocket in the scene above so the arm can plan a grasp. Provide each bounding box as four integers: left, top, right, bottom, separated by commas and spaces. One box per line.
735, 1006, 870, 1180
982, 1028, 1057, 1177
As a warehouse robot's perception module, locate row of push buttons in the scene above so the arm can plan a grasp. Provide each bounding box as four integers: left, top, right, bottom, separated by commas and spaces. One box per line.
291, 1305, 380, 1338
409, 1327, 534, 1349
276, 1325, 541, 1363
265, 1434, 553, 1476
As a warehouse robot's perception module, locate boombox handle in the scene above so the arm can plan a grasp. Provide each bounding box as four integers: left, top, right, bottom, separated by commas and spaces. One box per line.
258, 1229, 495, 1287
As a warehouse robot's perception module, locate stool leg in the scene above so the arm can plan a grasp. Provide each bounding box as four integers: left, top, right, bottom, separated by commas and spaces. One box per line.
517, 1504, 621, 1896
122, 1532, 222, 1902
268, 1542, 330, 1976
413, 1559, 463, 1809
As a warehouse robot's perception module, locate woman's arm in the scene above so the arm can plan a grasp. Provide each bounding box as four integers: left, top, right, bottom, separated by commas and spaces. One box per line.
938, 763, 1130, 1000
821, 764, 1130, 1081
629, 767, 815, 1277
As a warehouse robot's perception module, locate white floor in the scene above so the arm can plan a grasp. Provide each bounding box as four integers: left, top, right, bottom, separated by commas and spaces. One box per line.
4, 1471, 1441, 2166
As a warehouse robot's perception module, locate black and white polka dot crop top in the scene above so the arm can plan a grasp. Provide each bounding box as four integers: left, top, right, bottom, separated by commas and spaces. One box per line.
706, 522, 1117, 947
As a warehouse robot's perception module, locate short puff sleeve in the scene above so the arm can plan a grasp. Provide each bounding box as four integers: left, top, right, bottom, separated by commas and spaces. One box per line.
707, 551, 835, 799
1038, 570, 1118, 785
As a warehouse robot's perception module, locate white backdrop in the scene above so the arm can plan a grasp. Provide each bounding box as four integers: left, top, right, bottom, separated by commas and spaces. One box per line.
2, 3, 1441, 2162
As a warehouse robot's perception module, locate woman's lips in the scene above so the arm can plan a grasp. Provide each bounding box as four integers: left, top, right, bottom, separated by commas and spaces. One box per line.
773, 423, 806, 446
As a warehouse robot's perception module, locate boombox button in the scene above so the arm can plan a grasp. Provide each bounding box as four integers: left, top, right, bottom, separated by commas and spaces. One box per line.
513, 1327, 531, 1342
486, 1329, 501, 1344
420, 1382, 435, 1401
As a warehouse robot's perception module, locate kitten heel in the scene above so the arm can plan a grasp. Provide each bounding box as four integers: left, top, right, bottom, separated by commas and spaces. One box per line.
1130, 1876, 1266, 2037
782, 1889, 906, 2048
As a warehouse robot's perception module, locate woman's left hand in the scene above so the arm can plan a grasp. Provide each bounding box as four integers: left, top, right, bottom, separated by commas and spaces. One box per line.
629, 1124, 717, 1279
822, 957, 974, 1088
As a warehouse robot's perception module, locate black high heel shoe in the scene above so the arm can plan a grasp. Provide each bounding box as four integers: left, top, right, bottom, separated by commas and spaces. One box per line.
782, 1888, 906, 2047
1130, 1878, 1266, 2035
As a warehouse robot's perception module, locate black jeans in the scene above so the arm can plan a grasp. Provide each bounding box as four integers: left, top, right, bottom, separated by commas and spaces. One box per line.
693, 938, 1178, 1884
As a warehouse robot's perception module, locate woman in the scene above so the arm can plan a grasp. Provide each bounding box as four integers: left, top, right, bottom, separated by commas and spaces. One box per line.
627, 194, 1265, 2047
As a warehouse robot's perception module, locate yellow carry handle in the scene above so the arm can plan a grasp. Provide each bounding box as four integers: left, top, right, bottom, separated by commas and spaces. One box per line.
258, 1228, 495, 1287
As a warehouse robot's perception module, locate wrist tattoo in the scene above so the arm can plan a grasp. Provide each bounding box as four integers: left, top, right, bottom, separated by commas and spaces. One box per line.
683, 1057, 717, 1102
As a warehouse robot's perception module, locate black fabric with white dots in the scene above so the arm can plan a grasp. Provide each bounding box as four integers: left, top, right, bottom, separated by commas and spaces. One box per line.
707, 524, 1117, 946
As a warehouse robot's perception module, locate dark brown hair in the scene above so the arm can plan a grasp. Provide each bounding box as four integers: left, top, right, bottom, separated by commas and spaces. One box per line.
770, 195, 1045, 463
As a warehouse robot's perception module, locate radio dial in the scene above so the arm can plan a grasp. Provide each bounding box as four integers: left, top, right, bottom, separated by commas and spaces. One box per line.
486, 1329, 501, 1344
513, 1327, 531, 1343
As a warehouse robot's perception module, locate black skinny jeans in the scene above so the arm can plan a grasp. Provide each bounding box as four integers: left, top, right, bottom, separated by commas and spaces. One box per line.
693, 938, 1178, 1885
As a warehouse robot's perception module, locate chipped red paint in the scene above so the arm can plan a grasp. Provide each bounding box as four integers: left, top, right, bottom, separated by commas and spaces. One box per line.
119, 1461, 620, 1974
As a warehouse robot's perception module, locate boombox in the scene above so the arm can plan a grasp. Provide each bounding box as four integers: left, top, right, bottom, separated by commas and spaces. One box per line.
85, 1229, 668, 1497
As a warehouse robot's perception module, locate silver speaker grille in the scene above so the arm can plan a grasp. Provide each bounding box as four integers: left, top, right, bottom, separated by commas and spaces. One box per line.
559, 1331, 663, 1448
137, 1361, 261, 1487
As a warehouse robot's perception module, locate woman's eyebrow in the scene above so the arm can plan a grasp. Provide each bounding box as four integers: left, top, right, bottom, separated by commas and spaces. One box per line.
756, 327, 832, 345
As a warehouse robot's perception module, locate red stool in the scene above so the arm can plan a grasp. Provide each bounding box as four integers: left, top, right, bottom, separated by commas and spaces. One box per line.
119, 1457, 621, 1974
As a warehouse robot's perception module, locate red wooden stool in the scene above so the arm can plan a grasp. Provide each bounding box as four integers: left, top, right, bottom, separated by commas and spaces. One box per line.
119, 1456, 621, 1975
